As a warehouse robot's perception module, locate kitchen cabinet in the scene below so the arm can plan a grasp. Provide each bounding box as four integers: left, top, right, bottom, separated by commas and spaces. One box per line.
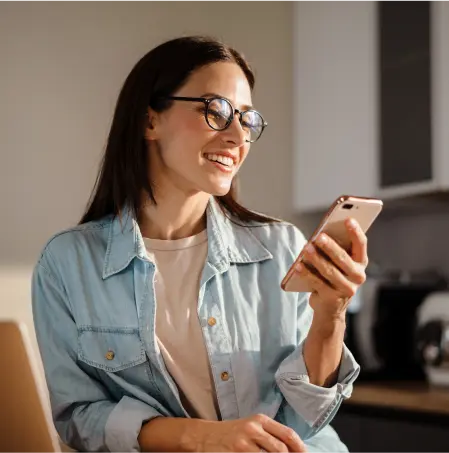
292, 2, 378, 212
378, 2, 449, 200
332, 409, 449, 452
293, 2, 449, 213
331, 382, 449, 452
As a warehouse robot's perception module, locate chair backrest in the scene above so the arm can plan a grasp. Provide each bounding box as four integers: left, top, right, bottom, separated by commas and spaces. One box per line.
0, 319, 60, 452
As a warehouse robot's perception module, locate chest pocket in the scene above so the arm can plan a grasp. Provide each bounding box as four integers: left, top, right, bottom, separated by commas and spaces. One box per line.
77, 327, 147, 372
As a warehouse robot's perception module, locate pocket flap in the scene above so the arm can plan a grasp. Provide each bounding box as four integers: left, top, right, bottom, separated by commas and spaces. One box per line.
77, 327, 146, 372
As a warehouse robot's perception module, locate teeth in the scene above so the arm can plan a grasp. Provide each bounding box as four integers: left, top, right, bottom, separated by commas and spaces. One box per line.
205, 154, 234, 167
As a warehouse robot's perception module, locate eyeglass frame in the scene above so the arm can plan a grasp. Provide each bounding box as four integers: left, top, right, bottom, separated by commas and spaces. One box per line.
158, 96, 268, 143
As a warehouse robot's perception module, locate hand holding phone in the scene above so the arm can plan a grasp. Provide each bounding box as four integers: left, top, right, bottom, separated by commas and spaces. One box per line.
281, 195, 383, 293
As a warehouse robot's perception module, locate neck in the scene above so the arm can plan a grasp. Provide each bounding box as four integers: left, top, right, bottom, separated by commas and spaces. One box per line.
139, 190, 210, 240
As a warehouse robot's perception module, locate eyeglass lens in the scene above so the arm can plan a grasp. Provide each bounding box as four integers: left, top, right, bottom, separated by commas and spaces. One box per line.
206, 98, 264, 142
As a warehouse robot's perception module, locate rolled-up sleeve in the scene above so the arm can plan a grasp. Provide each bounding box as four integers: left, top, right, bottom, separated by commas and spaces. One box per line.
32, 252, 166, 452
105, 396, 163, 451
275, 287, 360, 438
275, 341, 359, 431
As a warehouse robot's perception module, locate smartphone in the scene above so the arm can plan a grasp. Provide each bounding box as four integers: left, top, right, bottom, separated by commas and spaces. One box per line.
281, 195, 383, 293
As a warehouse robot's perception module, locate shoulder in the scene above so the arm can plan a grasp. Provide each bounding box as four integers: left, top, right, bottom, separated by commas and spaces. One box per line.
247, 220, 306, 258
35, 217, 111, 271
228, 215, 307, 262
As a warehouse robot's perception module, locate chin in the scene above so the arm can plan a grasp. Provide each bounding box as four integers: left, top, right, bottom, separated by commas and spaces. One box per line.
209, 187, 232, 197
203, 181, 232, 197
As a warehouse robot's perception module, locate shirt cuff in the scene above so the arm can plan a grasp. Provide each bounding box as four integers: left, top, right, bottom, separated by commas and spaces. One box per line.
105, 396, 164, 452
275, 342, 360, 430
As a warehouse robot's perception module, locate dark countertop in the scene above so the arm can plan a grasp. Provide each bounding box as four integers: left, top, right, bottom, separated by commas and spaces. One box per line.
345, 381, 449, 416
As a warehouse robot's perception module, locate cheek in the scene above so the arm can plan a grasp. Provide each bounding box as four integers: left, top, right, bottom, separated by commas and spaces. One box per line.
238, 145, 251, 166
172, 114, 212, 146
161, 116, 208, 152
178, 109, 209, 134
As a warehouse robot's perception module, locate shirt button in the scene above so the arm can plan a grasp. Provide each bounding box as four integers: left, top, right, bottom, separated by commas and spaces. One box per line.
221, 371, 230, 381
105, 350, 115, 360
207, 317, 217, 326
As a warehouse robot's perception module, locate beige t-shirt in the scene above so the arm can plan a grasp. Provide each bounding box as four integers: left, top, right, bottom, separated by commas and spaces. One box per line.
143, 230, 220, 420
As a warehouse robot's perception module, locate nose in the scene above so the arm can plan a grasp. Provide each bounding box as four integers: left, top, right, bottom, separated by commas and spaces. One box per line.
221, 113, 248, 146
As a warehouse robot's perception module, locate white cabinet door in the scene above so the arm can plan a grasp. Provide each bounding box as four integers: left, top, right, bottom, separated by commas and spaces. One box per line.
292, 2, 378, 213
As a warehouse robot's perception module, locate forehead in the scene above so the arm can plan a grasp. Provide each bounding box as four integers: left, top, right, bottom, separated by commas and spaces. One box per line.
178, 62, 253, 108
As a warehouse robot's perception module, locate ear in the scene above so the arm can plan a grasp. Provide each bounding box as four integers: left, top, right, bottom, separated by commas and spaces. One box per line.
144, 107, 160, 141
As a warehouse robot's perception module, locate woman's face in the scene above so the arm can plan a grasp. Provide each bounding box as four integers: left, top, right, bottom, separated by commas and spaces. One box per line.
146, 62, 254, 197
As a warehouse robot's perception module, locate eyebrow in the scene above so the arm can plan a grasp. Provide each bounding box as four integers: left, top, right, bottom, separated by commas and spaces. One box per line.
200, 92, 254, 111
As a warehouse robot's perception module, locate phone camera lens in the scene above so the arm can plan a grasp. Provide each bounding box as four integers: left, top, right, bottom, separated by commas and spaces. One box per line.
343, 203, 354, 210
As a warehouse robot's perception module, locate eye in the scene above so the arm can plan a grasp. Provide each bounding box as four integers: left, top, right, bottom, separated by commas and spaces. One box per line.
241, 119, 255, 129
242, 111, 263, 129
209, 109, 225, 120
206, 106, 230, 130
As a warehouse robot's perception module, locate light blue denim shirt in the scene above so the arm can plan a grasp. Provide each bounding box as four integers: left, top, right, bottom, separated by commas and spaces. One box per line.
32, 198, 360, 452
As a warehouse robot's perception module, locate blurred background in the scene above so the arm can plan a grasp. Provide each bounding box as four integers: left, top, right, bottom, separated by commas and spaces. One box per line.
1, 1, 449, 451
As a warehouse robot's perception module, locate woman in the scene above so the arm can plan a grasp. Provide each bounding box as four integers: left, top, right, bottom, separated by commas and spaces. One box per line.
32, 36, 366, 452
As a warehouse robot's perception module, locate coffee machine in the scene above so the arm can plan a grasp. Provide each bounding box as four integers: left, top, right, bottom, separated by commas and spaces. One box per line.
415, 291, 449, 387
345, 271, 447, 381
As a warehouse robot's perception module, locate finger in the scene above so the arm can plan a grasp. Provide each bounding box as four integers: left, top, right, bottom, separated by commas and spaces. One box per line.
302, 244, 357, 298
262, 417, 307, 452
298, 246, 334, 289
345, 218, 368, 266
256, 434, 288, 453
314, 234, 366, 285
234, 439, 262, 452
296, 261, 334, 296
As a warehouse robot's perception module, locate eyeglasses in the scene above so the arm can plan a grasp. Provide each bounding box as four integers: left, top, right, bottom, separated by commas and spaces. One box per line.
160, 96, 267, 143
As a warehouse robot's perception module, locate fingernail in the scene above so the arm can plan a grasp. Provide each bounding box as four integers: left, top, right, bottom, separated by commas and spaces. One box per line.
306, 243, 315, 254
318, 234, 327, 244
348, 218, 357, 229
296, 262, 303, 272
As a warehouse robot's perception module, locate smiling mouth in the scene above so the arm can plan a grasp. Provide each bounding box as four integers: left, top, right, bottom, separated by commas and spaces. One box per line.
204, 153, 235, 168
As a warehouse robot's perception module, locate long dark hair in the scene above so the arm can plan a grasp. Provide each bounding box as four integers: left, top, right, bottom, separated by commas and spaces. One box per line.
80, 36, 278, 225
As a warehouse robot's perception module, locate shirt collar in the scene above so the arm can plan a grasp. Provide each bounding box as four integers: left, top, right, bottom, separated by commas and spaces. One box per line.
102, 197, 273, 279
